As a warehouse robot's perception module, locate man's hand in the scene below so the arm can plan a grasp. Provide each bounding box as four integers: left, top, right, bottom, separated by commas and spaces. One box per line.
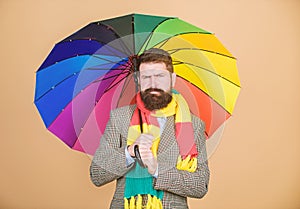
127, 134, 158, 175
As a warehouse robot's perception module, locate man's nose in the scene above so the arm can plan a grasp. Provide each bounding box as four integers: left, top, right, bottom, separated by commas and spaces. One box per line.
150, 76, 156, 88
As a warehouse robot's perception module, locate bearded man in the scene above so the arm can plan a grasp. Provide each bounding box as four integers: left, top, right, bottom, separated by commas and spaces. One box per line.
90, 48, 210, 209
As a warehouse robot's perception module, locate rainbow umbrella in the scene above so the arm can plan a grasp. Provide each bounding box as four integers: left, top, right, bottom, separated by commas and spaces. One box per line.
34, 13, 240, 156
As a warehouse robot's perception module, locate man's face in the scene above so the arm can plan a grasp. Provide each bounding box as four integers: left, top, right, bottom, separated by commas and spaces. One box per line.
139, 62, 176, 110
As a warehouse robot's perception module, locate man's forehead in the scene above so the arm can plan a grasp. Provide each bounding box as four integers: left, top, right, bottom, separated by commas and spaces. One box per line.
140, 62, 167, 69
139, 68, 170, 75
139, 62, 171, 76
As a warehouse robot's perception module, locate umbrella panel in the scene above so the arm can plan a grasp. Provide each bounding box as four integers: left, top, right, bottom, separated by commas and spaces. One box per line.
75, 75, 229, 155
34, 14, 240, 156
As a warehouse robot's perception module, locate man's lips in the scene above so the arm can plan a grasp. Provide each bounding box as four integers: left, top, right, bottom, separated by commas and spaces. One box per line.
150, 90, 161, 95
144, 88, 164, 96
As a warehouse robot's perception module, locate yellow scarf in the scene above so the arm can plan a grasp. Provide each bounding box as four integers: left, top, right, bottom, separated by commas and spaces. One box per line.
124, 90, 198, 209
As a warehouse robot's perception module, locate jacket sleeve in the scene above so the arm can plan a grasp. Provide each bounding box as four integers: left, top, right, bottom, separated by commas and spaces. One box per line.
153, 116, 210, 198
90, 110, 134, 187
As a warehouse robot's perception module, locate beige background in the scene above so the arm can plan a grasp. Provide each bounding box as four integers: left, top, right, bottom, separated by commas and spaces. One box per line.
1, 0, 300, 208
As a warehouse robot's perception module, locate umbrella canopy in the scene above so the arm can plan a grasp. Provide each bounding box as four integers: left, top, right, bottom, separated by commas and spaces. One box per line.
34, 13, 240, 156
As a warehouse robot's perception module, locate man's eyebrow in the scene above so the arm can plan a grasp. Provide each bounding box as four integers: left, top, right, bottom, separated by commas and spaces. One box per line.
140, 70, 168, 75
155, 73, 166, 76
141, 72, 166, 76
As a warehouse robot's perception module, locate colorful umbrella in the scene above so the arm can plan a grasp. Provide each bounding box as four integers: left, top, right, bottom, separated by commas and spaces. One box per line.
34, 13, 240, 156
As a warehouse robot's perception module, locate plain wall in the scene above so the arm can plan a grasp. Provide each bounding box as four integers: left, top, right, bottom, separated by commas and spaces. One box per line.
0, 0, 300, 208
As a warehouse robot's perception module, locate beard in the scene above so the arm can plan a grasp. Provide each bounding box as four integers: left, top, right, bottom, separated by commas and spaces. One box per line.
140, 88, 172, 111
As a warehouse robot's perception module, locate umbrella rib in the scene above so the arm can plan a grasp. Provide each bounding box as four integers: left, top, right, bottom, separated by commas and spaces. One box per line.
95, 59, 132, 72
138, 18, 174, 53
35, 63, 130, 102
74, 71, 132, 140
142, 31, 155, 53
92, 70, 130, 84
177, 76, 232, 116
42, 67, 131, 133
65, 21, 133, 57
95, 21, 134, 56
45, 70, 131, 149
103, 72, 131, 93
141, 19, 212, 53
91, 54, 124, 64
132, 15, 136, 55
37, 53, 126, 74
36, 51, 132, 102
168, 47, 236, 60
139, 26, 153, 52
175, 61, 241, 88
85, 58, 130, 71
165, 45, 236, 60
148, 32, 236, 59
38, 37, 133, 73
88, 54, 135, 70
90, 61, 132, 94
34, 72, 79, 102
115, 73, 136, 107
99, 39, 132, 58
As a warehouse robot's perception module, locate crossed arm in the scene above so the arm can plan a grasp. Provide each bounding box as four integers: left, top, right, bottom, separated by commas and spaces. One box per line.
90, 109, 209, 199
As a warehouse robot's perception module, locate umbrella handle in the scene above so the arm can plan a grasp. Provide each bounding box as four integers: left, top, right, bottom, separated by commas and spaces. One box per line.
134, 145, 146, 168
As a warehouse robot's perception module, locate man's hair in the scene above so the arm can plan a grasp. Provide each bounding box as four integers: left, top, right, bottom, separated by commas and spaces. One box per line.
137, 48, 173, 73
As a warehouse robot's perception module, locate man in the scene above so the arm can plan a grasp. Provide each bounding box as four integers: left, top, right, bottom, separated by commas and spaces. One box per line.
90, 48, 209, 209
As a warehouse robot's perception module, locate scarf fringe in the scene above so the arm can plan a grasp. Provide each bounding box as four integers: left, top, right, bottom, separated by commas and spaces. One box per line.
176, 155, 197, 172
124, 194, 163, 209
125, 92, 198, 209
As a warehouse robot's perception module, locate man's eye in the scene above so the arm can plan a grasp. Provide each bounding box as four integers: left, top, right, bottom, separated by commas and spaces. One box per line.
155, 74, 165, 78
142, 76, 150, 79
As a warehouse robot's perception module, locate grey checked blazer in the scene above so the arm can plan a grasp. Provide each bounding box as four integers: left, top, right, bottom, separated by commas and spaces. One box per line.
90, 105, 210, 209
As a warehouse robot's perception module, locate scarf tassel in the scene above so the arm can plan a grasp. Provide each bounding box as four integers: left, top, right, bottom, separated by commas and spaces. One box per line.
124, 194, 163, 209
176, 155, 197, 172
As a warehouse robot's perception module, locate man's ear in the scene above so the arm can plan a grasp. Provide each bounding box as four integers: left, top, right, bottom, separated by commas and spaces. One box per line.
171, 72, 176, 87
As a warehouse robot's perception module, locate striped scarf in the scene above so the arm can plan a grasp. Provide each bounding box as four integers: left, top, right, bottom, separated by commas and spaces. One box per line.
124, 90, 198, 209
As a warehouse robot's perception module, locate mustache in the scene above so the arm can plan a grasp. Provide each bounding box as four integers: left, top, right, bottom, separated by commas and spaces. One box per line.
143, 88, 165, 94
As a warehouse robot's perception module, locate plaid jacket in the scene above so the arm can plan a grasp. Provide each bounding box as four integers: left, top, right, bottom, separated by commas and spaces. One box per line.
90, 105, 210, 209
